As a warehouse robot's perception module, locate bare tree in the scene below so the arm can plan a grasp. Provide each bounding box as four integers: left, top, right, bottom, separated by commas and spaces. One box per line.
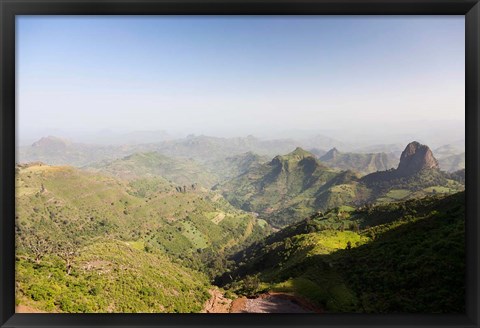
18, 227, 52, 264
54, 238, 82, 275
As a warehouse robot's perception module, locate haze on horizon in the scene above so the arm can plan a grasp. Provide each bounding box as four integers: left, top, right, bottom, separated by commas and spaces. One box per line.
17, 16, 465, 148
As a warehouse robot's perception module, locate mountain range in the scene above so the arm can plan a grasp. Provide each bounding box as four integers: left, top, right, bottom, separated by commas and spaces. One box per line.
15, 138, 465, 313
18, 135, 465, 173
216, 141, 464, 227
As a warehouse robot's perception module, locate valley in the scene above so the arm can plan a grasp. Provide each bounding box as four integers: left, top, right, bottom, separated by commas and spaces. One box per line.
15, 136, 465, 313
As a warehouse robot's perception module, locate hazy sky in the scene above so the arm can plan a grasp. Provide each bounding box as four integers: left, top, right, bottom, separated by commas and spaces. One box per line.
17, 16, 465, 144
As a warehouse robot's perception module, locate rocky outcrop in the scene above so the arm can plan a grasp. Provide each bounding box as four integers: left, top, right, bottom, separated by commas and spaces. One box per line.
396, 141, 439, 176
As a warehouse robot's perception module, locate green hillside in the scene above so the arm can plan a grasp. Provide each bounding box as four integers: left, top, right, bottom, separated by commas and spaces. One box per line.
16, 240, 211, 313
214, 148, 344, 227
219, 192, 465, 313
15, 163, 271, 312
15, 141, 465, 314
361, 167, 464, 201
217, 144, 464, 228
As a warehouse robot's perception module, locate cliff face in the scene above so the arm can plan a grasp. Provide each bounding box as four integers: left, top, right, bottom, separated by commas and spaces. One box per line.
396, 141, 439, 176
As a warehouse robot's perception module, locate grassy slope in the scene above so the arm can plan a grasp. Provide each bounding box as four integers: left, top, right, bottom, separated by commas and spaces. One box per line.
16, 240, 211, 313
15, 163, 270, 312
221, 192, 465, 313
216, 148, 345, 227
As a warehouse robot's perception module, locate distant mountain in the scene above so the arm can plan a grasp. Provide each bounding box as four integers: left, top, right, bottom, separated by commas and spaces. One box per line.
18, 135, 299, 168
434, 144, 463, 158
318, 148, 397, 175
18, 136, 148, 167
433, 145, 465, 172
102, 129, 173, 145
85, 152, 219, 188
308, 148, 328, 158
153, 135, 300, 163
300, 134, 351, 151
320, 147, 340, 161
354, 143, 405, 155
208, 152, 269, 182
31, 135, 72, 150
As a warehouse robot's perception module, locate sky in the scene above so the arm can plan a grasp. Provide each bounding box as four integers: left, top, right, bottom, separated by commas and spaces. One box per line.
16, 16, 465, 145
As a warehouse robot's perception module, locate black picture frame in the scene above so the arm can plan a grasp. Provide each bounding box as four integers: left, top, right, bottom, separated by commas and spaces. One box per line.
1, 1, 478, 327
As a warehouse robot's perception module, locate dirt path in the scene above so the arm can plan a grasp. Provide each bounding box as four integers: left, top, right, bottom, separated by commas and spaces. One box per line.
211, 212, 226, 224
16, 305, 47, 313
231, 292, 320, 313
202, 289, 320, 314
202, 288, 233, 313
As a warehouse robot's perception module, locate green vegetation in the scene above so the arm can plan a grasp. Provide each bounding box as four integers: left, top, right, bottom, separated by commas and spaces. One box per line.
219, 192, 465, 313
16, 240, 211, 313
15, 140, 466, 314
215, 148, 352, 227
15, 163, 270, 312
217, 148, 463, 228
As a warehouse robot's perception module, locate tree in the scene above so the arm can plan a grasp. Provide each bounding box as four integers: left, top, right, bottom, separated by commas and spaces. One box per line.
18, 227, 52, 264
54, 238, 82, 275
242, 274, 261, 297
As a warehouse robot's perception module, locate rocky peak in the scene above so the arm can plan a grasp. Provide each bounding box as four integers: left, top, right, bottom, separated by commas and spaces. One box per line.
396, 141, 439, 175
270, 147, 316, 169
320, 147, 340, 161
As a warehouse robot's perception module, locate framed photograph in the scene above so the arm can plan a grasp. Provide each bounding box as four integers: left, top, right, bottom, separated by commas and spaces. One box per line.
1, 0, 479, 327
